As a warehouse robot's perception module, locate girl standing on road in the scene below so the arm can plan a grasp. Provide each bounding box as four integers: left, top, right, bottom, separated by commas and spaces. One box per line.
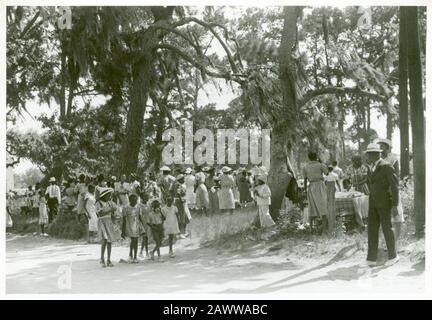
96, 188, 118, 267
162, 197, 180, 258
139, 193, 151, 259
38, 189, 49, 237
122, 194, 144, 263
147, 199, 165, 260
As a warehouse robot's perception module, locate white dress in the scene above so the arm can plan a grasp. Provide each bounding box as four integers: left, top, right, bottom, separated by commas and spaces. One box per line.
255, 184, 275, 228
184, 174, 196, 208
84, 192, 98, 232
163, 206, 180, 235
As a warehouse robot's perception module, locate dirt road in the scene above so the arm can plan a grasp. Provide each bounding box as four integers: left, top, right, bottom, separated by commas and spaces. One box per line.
6, 233, 425, 295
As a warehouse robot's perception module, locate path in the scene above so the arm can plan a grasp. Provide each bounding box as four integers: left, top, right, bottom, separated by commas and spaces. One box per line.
6, 233, 425, 295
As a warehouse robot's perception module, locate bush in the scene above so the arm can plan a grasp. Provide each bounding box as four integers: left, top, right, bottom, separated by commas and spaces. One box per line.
47, 212, 88, 240
10, 214, 40, 234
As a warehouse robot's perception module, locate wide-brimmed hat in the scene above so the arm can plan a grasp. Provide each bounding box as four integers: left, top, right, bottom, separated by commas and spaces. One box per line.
160, 166, 171, 172
49, 177, 56, 183
222, 166, 232, 173
202, 166, 210, 172
365, 143, 382, 153
99, 187, 114, 199
375, 138, 392, 148
111, 176, 117, 181
185, 167, 192, 174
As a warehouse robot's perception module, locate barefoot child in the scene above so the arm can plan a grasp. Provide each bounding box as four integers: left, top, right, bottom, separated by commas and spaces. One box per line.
38, 189, 49, 236
122, 194, 144, 263
139, 193, 151, 259
96, 188, 118, 267
147, 199, 165, 260
162, 197, 180, 258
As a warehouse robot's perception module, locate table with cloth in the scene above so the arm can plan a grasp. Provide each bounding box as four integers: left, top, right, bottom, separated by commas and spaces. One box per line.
335, 191, 369, 228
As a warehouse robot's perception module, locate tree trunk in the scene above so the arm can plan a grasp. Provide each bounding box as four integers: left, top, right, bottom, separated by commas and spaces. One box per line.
399, 7, 410, 180
118, 59, 152, 177
386, 101, 393, 140
117, 7, 174, 177
59, 49, 66, 119
405, 6, 425, 237
268, 6, 300, 218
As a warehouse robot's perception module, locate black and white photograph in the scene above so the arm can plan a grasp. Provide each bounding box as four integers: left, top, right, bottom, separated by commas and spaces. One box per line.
2, 1, 429, 298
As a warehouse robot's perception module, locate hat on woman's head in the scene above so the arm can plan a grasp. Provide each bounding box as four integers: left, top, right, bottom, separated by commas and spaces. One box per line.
365, 143, 382, 154
202, 166, 210, 172
160, 166, 171, 172
49, 177, 56, 183
222, 166, 232, 173
99, 187, 114, 199
185, 167, 192, 174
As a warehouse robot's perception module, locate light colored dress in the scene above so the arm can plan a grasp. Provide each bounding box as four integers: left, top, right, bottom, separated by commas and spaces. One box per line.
218, 173, 235, 210
324, 172, 338, 234
184, 174, 196, 208
75, 183, 88, 215
163, 206, 180, 235
84, 192, 98, 232
123, 205, 144, 238
303, 161, 328, 218
96, 200, 119, 242
195, 183, 209, 209
38, 196, 48, 225
255, 184, 275, 228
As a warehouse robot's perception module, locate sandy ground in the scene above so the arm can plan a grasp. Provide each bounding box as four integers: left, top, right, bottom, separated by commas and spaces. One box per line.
6, 231, 425, 295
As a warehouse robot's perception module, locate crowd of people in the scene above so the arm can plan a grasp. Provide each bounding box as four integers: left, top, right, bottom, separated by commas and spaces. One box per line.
6, 137, 405, 268
6, 165, 275, 267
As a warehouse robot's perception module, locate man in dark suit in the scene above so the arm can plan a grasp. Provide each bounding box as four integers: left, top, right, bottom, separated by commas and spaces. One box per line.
364, 143, 399, 267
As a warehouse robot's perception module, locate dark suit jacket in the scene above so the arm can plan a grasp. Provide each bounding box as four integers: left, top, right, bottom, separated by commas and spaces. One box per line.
368, 159, 399, 209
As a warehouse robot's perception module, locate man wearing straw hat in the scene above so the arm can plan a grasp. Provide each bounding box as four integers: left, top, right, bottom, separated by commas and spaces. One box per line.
364, 143, 399, 267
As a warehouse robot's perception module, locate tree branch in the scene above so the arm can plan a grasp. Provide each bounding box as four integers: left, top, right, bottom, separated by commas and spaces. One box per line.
299, 86, 389, 107
155, 44, 244, 85
152, 17, 240, 73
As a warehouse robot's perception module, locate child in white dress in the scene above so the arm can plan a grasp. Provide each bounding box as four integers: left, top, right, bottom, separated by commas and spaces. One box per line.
38, 189, 49, 236
162, 197, 180, 257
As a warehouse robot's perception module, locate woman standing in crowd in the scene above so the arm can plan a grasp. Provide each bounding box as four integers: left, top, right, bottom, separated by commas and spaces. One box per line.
162, 197, 180, 258
63, 179, 77, 214
76, 174, 88, 222
84, 184, 98, 243
303, 152, 329, 234
324, 166, 341, 236
184, 168, 196, 210
159, 166, 175, 203
347, 155, 370, 195
96, 188, 118, 267
205, 167, 219, 215
122, 194, 143, 263
38, 188, 49, 237
219, 167, 236, 215
172, 174, 190, 238
115, 174, 130, 208
254, 175, 275, 229
147, 199, 165, 260
195, 169, 209, 215
239, 169, 252, 206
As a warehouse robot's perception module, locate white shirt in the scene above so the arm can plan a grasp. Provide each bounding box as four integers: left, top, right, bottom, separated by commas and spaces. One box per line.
324, 172, 339, 182
45, 184, 61, 204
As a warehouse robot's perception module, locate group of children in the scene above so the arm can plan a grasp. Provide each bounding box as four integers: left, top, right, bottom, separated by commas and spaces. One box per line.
95, 187, 184, 267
